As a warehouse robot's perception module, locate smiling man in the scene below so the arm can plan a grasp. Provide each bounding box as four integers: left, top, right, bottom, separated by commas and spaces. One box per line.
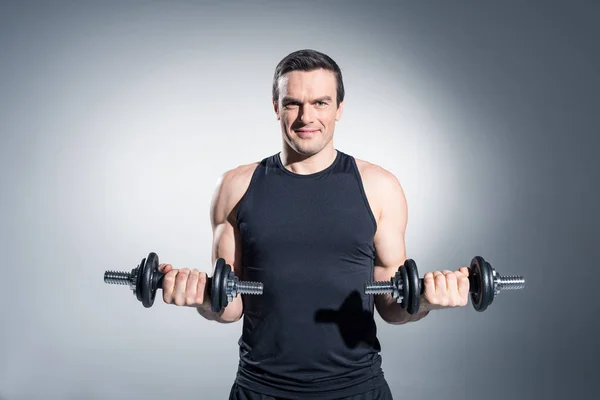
158, 49, 470, 399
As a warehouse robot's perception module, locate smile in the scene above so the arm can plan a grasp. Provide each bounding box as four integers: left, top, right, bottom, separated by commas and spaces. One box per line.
296, 129, 319, 137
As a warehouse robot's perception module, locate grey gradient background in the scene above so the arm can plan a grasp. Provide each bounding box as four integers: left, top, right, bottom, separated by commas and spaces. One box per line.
1, 1, 598, 399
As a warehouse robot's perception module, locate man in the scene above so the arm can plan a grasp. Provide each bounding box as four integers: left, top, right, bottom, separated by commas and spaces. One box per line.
158, 49, 470, 399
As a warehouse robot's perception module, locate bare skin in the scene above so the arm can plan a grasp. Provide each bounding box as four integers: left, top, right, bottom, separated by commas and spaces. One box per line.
158, 68, 470, 324
158, 163, 256, 323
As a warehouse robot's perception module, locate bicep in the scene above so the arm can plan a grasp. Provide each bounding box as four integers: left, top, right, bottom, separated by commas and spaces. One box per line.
210, 172, 243, 277
373, 174, 408, 278
207, 171, 246, 321
372, 174, 409, 313
211, 218, 242, 277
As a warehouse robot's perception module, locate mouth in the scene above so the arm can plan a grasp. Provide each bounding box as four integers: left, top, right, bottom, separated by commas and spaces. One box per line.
295, 129, 319, 138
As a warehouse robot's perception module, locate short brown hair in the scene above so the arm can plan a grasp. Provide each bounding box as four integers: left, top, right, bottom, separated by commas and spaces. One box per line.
272, 49, 345, 107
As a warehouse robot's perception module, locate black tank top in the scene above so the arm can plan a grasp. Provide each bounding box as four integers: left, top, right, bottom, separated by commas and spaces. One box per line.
234, 150, 386, 399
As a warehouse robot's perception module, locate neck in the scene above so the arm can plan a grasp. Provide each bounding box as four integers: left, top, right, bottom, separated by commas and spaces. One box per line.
280, 144, 337, 175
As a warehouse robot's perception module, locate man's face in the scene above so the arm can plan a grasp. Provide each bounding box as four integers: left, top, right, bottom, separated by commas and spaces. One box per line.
273, 69, 344, 157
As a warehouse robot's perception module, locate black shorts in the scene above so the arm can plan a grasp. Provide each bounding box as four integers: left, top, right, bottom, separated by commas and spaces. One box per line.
228, 382, 394, 400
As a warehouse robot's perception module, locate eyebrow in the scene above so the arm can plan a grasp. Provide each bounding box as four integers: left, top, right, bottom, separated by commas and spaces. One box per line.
281, 96, 333, 104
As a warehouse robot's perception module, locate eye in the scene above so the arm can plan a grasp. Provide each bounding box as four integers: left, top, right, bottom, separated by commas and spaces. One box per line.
316, 101, 328, 107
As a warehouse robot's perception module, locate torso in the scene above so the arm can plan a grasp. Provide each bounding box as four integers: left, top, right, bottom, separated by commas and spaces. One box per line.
225, 150, 391, 398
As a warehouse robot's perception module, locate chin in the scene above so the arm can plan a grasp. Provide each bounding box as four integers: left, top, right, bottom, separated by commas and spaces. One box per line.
292, 147, 316, 157
291, 141, 321, 156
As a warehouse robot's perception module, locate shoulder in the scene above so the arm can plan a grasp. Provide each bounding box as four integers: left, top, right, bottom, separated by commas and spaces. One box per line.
353, 157, 407, 220
211, 161, 260, 224
354, 157, 405, 196
220, 162, 260, 193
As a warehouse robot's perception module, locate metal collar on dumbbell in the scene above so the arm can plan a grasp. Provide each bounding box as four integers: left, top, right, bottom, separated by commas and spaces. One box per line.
227, 271, 238, 303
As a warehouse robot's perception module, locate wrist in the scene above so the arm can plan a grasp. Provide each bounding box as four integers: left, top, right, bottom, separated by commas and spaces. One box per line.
419, 294, 445, 313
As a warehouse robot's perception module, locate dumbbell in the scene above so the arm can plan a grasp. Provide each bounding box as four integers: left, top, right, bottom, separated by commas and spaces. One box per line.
364, 256, 525, 314
103, 252, 263, 313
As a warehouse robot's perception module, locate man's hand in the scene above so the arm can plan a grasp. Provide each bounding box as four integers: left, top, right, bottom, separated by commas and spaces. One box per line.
422, 267, 470, 309
158, 263, 209, 307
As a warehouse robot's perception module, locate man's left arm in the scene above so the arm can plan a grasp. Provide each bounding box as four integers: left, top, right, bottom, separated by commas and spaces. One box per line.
370, 169, 470, 325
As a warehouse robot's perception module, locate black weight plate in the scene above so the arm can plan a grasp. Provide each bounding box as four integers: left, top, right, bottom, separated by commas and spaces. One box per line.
211, 258, 226, 313
484, 260, 495, 308
480, 259, 495, 310
404, 259, 420, 315
135, 258, 145, 302
148, 252, 160, 305
469, 257, 483, 310
220, 263, 232, 311
141, 252, 159, 308
470, 256, 493, 312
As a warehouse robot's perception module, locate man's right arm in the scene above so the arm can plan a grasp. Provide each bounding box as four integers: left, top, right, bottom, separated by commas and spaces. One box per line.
196, 165, 255, 323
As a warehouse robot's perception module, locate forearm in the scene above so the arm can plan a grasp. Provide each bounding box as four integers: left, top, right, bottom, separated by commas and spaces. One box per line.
376, 293, 439, 325
196, 296, 243, 323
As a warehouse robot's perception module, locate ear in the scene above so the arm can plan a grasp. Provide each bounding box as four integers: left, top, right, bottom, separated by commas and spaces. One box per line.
335, 100, 344, 121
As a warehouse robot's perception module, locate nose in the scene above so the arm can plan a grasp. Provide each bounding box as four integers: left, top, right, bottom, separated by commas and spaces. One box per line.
298, 104, 315, 123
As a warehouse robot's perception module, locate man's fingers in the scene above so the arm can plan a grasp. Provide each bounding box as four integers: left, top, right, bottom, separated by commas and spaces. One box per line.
158, 263, 173, 273
173, 268, 190, 306
433, 271, 447, 296
421, 267, 472, 308
186, 269, 200, 306
457, 270, 470, 302
196, 272, 207, 305
158, 265, 209, 307
423, 272, 435, 296
444, 270, 458, 305
162, 269, 178, 304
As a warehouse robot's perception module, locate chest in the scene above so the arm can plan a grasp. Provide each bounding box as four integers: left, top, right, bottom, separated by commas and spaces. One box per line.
237, 174, 377, 257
